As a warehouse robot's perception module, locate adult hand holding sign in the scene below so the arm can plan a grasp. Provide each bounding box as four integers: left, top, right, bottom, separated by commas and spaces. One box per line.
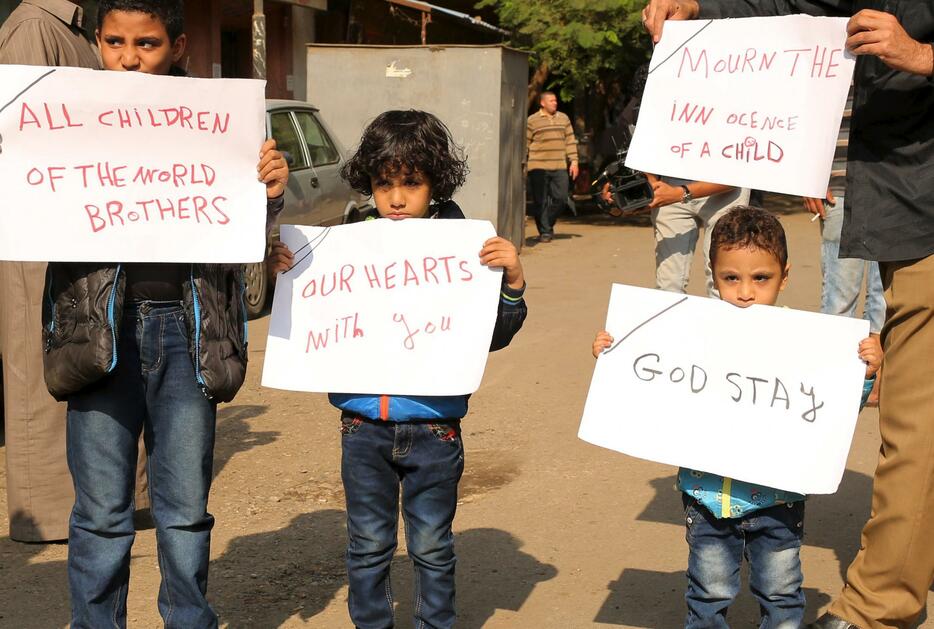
625, 16, 856, 198
846, 9, 934, 74
641, 0, 699, 43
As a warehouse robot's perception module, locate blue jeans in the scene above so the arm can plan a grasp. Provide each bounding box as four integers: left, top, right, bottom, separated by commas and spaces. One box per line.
66, 302, 218, 629
821, 196, 885, 333
683, 495, 805, 629
340, 416, 464, 629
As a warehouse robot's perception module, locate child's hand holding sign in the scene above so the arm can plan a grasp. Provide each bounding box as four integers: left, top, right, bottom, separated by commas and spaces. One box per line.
479, 237, 525, 290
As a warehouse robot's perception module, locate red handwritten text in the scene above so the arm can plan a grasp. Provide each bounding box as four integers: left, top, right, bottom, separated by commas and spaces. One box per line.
84, 195, 230, 233
678, 46, 843, 79
393, 313, 452, 350
305, 313, 364, 352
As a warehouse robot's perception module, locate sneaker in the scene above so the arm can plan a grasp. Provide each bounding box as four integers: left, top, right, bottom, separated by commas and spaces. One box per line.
540, 233, 554, 243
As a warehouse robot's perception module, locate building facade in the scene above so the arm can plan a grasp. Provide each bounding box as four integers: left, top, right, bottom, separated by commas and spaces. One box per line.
1, 0, 505, 102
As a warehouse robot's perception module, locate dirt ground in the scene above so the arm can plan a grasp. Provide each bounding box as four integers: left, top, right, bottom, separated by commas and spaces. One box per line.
1, 200, 932, 628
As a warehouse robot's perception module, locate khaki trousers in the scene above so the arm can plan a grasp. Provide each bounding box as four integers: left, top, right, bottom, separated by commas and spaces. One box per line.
1, 262, 149, 542
830, 254, 934, 628
652, 186, 749, 298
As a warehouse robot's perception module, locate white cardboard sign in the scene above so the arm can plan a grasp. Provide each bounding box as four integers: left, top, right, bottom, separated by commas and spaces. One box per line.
579, 284, 869, 495
0, 65, 267, 262
626, 16, 855, 198
262, 220, 503, 395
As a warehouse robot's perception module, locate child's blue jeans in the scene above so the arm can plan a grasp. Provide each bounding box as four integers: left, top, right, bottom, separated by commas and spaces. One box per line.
66, 302, 218, 629
682, 495, 805, 629
340, 416, 464, 629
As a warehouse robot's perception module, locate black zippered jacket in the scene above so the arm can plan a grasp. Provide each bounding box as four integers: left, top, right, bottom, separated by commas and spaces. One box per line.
41, 196, 283, 403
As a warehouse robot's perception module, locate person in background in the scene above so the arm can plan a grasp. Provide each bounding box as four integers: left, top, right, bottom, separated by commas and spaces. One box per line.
526, 91, 578, 243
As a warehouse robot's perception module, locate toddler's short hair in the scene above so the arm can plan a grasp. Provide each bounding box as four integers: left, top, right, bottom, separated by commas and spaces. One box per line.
709, 206, 788, 269
97, 0, 185, 42
339, 110, 468, 201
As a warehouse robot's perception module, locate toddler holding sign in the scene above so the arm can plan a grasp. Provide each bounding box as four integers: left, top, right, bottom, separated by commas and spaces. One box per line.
268, 110, 527, 629
593, 206, 881, 628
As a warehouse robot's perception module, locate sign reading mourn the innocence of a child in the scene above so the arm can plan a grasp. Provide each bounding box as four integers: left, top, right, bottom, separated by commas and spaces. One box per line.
262, 221, 502, 395
579, 284, 869, 495
626, 16, 855, 199
0, 65, 266, 262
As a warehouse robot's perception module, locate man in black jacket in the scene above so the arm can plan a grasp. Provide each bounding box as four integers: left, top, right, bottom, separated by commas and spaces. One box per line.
642, 3, 934, 629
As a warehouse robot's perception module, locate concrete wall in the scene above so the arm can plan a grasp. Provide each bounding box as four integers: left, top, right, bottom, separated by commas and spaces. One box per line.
306, 45, 529, 247
290, 6, 316, 101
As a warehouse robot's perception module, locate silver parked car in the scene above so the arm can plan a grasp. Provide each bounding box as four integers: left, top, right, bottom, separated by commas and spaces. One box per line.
242, 100, 369, 318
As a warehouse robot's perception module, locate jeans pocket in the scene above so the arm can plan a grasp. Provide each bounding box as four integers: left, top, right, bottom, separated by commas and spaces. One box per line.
425, 422, 460, 444
682, 496, 701, 540
782, 501, 805, 540
173, 311, 188, 339
340, 416, 364, 436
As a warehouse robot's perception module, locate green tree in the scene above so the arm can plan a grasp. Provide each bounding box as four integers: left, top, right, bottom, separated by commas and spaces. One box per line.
477, 0, 651, 108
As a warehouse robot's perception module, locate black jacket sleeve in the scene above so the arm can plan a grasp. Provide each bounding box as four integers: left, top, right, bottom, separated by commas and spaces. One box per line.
489, 281, 527, 352
266, 195, 285, 235
698, 0, 849, 18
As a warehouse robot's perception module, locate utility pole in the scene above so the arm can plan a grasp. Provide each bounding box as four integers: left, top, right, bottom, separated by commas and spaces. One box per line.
252, 0, 267, 80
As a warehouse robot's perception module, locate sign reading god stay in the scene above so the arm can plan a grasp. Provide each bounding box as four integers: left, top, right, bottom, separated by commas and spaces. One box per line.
626, 16, 855, 198
262, 220, 502, 395
0, 65, 266, 262
579, 284, 869, 495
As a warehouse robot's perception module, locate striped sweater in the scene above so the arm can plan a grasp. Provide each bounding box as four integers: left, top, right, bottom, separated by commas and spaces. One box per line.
527, 110, 578, 171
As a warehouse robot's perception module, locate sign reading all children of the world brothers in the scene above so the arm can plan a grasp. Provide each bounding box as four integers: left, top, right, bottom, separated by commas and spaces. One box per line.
579, 284, 869, 495
0, 65, 267, 263
261, 220, 503, 395
626, 16, 856, 199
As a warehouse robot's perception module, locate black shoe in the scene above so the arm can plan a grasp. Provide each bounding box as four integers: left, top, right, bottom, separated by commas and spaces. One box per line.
805, 613, 860, 629
539, 233, 554, 243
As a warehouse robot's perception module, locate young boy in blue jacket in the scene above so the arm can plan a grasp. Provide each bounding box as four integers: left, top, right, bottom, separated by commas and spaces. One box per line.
269, 109, 527, 629
593, 207, 882, 629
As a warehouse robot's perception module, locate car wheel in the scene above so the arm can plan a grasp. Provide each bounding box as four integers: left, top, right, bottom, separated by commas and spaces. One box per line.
243, 262, 268, 319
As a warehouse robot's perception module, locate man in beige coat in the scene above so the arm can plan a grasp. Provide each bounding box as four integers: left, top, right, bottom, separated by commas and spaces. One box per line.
0, 0, 147, 542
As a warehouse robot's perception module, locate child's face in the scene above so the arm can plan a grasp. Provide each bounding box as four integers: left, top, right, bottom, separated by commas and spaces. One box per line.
712, 246, 789, 308
97, 11, 186, 75
371, 169, 432, 220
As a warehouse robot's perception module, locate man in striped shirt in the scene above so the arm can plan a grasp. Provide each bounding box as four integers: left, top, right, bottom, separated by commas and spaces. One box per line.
526, 91, 578, 242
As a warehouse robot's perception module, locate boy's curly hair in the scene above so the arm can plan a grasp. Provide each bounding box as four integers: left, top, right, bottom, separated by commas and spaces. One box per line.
709, 205, 788, 269
97, 0, 185, 42
340, 110, 468, 201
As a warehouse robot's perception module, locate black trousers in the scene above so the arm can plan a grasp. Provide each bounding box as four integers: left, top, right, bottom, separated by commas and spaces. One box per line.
528, 168, 569, 236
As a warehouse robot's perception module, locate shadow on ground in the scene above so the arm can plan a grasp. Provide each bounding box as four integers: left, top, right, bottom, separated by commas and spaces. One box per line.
392, 527, 558, 628
594, 567, 831, 627
211, 514, 557, 628
524, 232, 583, 248
213, 404, 278, 480
618, 466, 875, 626
0, 517, 68, 628
211, 509, 347, 627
